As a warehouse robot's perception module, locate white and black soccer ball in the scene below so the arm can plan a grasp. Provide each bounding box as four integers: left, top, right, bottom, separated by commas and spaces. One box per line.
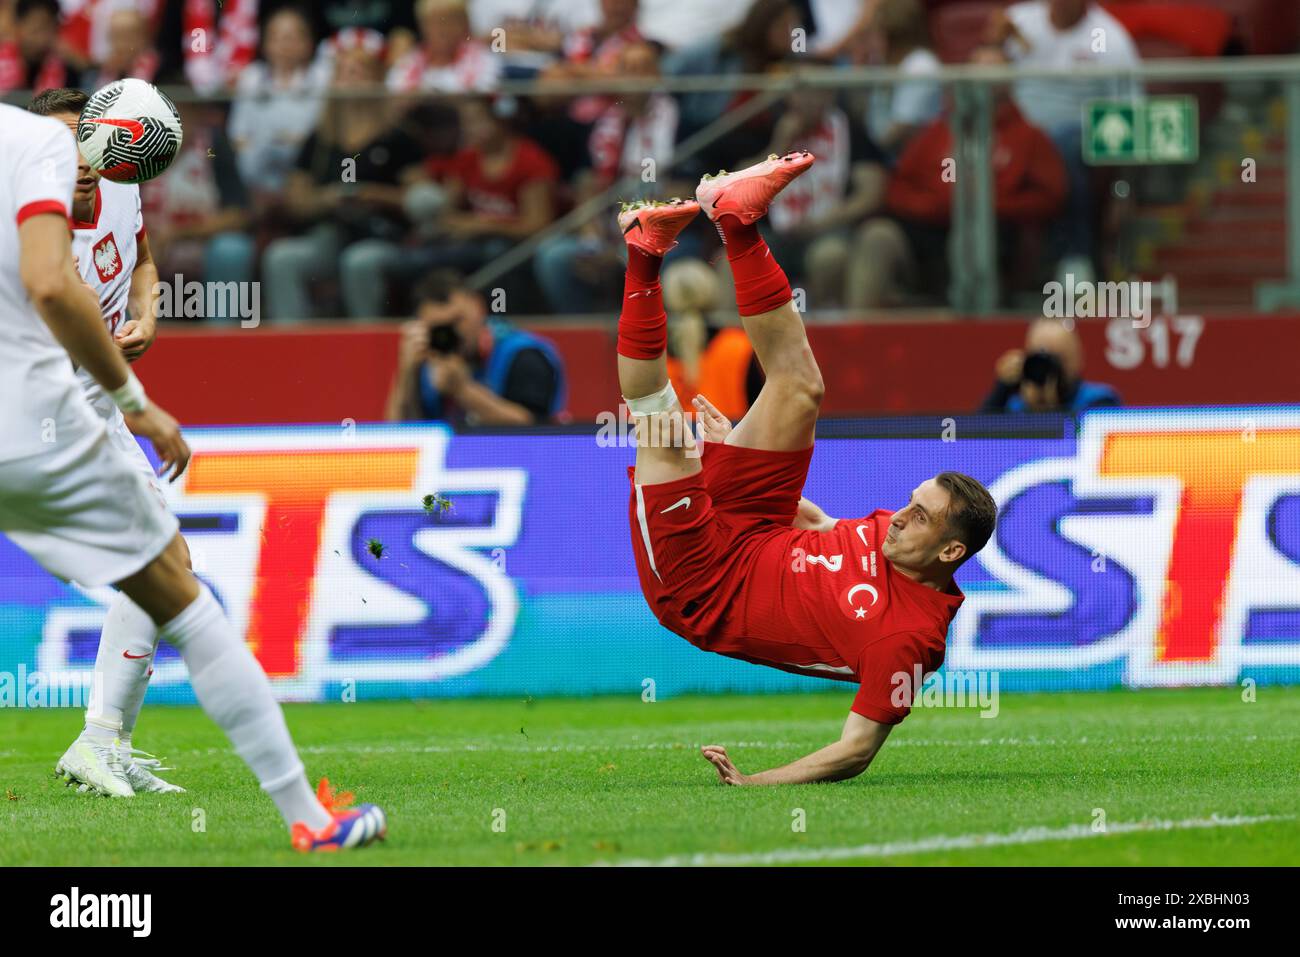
77, 79, 183, 185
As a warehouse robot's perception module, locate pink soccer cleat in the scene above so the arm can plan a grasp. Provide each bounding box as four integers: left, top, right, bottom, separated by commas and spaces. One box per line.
694, 151, 816, 225
616, 198, 701, 257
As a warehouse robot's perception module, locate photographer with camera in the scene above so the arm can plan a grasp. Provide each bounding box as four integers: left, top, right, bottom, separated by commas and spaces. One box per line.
980, 316, 1120, 413
386, 270, 565, 425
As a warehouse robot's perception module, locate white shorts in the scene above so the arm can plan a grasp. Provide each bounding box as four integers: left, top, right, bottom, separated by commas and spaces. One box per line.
0, 411, 179, 587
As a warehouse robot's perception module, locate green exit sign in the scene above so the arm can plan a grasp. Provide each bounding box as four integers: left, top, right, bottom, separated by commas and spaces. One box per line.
1084, 97, 1199, 165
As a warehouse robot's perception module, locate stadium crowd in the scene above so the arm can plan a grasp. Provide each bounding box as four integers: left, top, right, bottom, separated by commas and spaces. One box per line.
0, 0, 1278, 421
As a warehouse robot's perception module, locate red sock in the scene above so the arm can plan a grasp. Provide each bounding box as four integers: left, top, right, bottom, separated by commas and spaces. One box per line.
616, 246, 666, 360
717, 215, 792, 316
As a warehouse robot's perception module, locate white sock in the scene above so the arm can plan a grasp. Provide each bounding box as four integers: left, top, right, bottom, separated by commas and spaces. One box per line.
159, 585, 331, 831
86, 591, 158, 741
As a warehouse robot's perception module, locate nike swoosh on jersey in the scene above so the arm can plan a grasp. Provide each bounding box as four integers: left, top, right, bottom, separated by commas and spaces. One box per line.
122, 650, 151, 659
661, 497, 691, 514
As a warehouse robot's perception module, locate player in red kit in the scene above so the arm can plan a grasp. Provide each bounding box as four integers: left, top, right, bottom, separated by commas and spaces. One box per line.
615, 151, 999, 785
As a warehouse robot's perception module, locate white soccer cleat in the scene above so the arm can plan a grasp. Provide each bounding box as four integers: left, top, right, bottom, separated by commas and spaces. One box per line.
54, 737, 134, 798
120, 746, 185, 795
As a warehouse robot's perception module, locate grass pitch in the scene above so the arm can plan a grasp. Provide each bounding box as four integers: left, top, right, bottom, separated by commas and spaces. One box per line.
2, 686, 1297, 866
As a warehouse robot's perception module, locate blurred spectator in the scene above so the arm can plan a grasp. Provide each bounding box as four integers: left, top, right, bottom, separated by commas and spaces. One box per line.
386, 271, 566, 425
851, 47, 1067, 308
59, 0, 163, 75
663, 258, 760, 420
534, 39, 684, 314
467, 0, 601, 71
228, 5, 328, 197
663, 0, 804, 167
153, 0, 259, 92
262, 38, 425, 320
344, 96, 560, 318
586, 41, 677, 186
387, 0, 500, 93
858, 0, 942, 158
296, 0, 417, 44
0, 0, 71, 93
636, 0, 753, 51
809, 0, 872, 58
756, 85, 889, 309
81, 6, 160, 87
981, 317, 1121, 412
989, 0, 1141, 277
539, 0, 643, 122
140, 100, 254, 318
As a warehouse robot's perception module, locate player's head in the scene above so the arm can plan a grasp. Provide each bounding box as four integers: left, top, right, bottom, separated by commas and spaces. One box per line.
882, 472, 997, 574
27, 87, 97, 206
413, 270, 487, 358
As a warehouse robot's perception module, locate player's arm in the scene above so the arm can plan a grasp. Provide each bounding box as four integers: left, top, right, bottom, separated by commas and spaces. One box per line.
118, 231, 160, 361
20, 213, 190, 479
20, 212, 125, 387
701, 711, 892, 785
794, 497, 837, 531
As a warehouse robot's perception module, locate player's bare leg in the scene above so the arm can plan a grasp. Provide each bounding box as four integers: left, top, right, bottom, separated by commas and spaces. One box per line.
697, 152, 824, 452
615, 199, 702, 485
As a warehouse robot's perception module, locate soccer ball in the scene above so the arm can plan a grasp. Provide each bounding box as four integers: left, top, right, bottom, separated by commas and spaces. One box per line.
77, 79, 183, 185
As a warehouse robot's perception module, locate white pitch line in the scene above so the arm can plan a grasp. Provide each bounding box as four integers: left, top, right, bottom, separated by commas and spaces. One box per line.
22, 730, 1287, 763
597, 814, 1296, 867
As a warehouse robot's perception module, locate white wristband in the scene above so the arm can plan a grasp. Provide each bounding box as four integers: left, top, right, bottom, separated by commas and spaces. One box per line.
110, 370, 147, 413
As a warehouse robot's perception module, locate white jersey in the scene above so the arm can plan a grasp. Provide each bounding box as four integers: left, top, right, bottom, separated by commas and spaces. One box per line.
0, 103, 100, 462
71, 180, 144, 419
0, 106, 176, 584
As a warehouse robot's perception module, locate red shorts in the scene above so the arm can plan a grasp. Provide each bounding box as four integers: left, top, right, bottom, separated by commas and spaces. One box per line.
627, 442, 813, 645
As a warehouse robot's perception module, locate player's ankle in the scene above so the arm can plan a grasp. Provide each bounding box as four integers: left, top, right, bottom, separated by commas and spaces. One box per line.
81, 717, 119, 743
626, 246, 663, 285
717, 215, 763, 258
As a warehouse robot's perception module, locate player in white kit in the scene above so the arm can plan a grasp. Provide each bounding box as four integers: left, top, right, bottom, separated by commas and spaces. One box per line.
29, 87, 184, 795
0, 101, 385, 851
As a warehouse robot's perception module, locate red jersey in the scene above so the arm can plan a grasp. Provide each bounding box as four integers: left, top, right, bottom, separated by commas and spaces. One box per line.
738, 511, 963, 724
430, 137, 559, 223
628, 443, 965, 727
